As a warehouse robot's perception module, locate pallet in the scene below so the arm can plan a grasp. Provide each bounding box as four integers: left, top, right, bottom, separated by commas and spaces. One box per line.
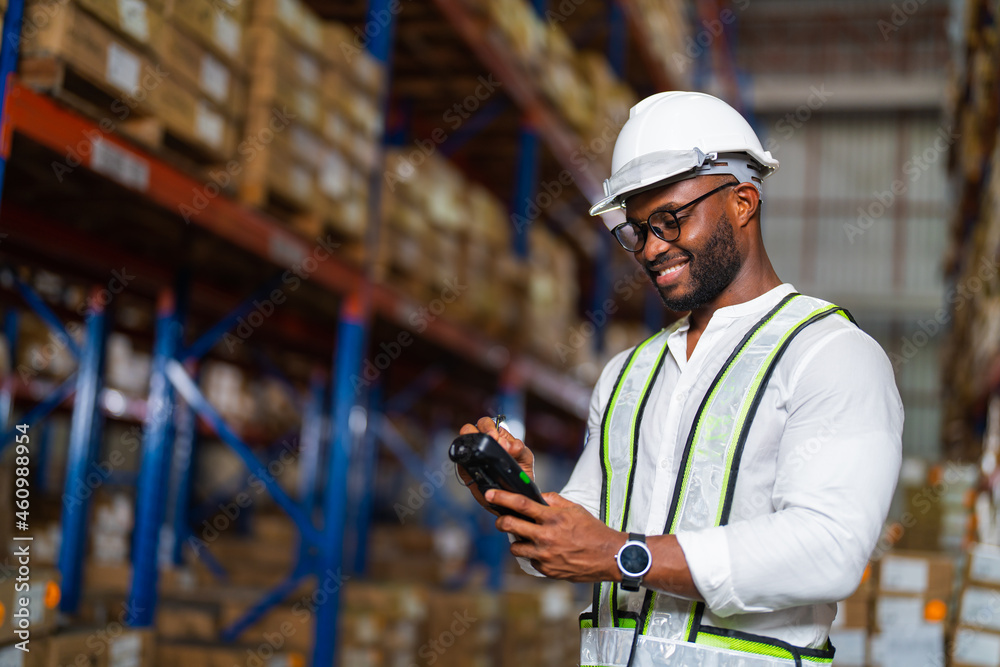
22, 56, 237, 177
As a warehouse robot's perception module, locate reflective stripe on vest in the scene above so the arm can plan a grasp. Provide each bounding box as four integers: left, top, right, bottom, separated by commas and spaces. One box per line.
585, 293, 851, 666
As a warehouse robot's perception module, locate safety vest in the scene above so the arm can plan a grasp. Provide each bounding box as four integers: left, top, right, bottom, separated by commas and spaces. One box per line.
580, 293, 853, 667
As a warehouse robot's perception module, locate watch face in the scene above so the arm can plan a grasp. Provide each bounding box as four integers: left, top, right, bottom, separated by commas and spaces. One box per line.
620, 544, 650, 576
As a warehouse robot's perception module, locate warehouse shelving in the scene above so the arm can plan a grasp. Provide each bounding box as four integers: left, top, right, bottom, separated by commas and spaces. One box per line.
0, 0, 694, 664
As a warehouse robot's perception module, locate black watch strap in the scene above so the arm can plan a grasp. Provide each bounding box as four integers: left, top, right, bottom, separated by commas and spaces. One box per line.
619, 533, 647, 592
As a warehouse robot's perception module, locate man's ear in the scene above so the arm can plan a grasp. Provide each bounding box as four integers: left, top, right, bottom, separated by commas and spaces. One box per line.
732, 182, 760, 228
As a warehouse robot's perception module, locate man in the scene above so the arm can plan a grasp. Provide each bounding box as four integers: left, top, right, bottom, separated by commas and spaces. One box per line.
459, 92, 902, 666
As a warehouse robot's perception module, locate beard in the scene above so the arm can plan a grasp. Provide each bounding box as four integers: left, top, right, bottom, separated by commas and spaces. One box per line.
653, 212, 743, 312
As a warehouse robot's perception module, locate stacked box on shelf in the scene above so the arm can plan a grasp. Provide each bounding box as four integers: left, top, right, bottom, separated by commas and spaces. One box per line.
0, 628, 156, 667
379, 150, 523, 337
953, 543, 1000, 667
895, 459, 979, 552
424, 589, 500, 667
868, 550, 954, 667
827, 565, 873, 667
340, 581, 428, 667
156, 641, 304, 667
237, 0, 381, 250
19, 0, 242, 166
499, 582, 579, 667
523, 225, 579, 367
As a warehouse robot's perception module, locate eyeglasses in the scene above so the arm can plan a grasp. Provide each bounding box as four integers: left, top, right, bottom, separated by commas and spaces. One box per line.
611, 181, 737, 252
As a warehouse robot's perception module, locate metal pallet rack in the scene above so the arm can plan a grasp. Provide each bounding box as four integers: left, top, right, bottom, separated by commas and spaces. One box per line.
0, 0, 695, 663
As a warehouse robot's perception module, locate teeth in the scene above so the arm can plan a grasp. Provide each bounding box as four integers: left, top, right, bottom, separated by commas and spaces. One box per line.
658, 262, 686, 277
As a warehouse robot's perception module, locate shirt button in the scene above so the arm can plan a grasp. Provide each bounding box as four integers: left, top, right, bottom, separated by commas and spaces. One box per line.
674, 392, 686, 402
660, 459, 669, 469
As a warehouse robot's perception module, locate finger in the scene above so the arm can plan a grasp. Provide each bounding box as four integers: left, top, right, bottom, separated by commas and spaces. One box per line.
509, 538, 537, 560
458, 423, 480, 436
486, 489, 548, 521
542, 492, 571, 507
475, 416, 502, 439
496, 513, 540, 542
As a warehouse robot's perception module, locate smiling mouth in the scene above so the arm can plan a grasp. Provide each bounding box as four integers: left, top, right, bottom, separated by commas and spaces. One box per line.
657, 261, 688, 278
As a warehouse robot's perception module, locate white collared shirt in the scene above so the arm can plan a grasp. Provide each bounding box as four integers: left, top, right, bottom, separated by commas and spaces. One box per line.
531, 283, 903, 649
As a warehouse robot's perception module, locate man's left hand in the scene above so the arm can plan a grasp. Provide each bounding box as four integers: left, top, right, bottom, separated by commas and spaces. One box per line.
486, 489, 626, 583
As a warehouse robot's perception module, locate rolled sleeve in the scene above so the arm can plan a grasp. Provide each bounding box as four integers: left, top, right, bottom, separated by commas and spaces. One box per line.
676, 526, 741, 614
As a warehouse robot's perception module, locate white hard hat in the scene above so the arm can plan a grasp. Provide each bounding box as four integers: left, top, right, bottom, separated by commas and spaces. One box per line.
589, 91, 779, 226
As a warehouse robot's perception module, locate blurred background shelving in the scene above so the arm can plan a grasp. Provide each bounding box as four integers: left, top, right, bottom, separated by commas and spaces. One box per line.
0, 0, 999, 666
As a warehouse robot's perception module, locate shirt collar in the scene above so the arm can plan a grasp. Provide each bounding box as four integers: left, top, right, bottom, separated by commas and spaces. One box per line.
662, 284, 797, 332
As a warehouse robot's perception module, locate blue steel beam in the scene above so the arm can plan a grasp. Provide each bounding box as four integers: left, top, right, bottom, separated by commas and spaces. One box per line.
371, 416, 475, 524
188, 427, 299, 527
128, 290, 180, 626
58, 288, 109, 613
180, 276, 282, 362
220, 574, 306, 643
0, 374, 75, 454
12, 277, 81, 359
0, 309, 19, 432
383, 366, 445, 415
168, 362, 198, 565
351, 385, 381, 577
439, 97, 509, 158
511, 125, 540, 258
607, 2, 627, 76
165, 359, 323, 547
0, 0, 26, 193
298, 371, 325, 521
314, 296, 367, 667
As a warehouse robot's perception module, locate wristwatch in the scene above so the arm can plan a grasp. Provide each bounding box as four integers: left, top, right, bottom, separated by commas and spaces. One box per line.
615, 533, 652, 592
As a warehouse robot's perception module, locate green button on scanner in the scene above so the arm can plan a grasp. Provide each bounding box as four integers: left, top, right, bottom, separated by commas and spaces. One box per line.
519, 471, 531, 485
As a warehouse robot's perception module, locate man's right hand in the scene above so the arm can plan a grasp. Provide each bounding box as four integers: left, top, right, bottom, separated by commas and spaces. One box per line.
456, 416, 536, 514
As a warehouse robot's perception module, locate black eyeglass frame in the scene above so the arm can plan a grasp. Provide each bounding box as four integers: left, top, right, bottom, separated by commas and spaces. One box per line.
611, 180, 739, 252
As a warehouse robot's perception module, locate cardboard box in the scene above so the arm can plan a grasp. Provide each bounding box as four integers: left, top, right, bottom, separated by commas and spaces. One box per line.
163, 0, 244, 64
827, 629, 866, 667
868, 623, 944, 667
250, 0, 322, 56
152, 23, 246, 118
20, 2, 158, 102
218, 603, 313, 654
953, 626, 1000, 667
831, 599, 870, 630
969, 543, 1000, 589
0, 642, 46, 667
155, 603, 217, 641
959, 586, 1000, 632
156, 643, 303, 667
877, 551, 955, 601
107, 630, 154, 667
41, 630, 107, 667
74, 0, 165, 50
84, 562, 132, 595
146, 75, 236, 159
0, 569, 61, 645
